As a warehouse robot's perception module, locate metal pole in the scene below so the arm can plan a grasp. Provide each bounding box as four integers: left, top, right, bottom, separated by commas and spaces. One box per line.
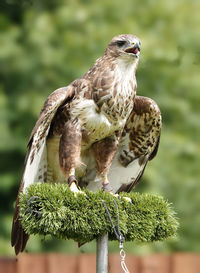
96, 233, 108, 273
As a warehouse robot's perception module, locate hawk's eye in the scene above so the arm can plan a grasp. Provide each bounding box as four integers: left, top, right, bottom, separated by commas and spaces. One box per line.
116, 40, 126, 47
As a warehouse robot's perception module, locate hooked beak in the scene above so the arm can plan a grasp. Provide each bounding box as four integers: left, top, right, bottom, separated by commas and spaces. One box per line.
124, 42, 140, 57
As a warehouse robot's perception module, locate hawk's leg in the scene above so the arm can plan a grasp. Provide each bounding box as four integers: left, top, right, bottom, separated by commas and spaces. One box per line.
92, 133, 120, 192
59, 119, 82, 194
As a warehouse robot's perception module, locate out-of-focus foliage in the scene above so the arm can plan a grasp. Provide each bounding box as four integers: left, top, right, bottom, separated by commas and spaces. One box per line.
0, 0, 199, 255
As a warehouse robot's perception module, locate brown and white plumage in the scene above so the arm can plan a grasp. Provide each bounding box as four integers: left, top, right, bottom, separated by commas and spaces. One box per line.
11, 34, 161, 254
83, 95, 161, 193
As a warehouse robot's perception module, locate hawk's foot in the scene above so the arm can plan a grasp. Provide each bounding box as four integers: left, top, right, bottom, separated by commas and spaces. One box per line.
101, 181, 131, 203
68, 176, 86, 196
122, 196, 132, 204
102, 182, 113, 193
112, 193, 132, 204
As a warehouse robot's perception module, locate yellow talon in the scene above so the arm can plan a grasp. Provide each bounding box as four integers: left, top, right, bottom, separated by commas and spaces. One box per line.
69, 181, 86, 196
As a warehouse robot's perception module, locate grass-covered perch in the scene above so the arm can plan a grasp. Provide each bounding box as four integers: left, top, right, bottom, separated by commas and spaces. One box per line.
19, 183, 178, 244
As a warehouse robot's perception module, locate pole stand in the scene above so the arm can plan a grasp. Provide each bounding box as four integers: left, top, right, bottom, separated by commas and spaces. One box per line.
96, 233, 108, 273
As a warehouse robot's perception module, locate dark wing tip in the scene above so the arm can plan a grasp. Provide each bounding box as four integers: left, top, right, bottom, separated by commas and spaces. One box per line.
11, 191, 29, 255
149, 135, 160, 161
11, 217, 29, 255
15, 229, 29, 255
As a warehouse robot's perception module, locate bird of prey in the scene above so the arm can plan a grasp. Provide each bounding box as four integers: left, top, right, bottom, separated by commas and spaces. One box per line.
11, 34, 162, 254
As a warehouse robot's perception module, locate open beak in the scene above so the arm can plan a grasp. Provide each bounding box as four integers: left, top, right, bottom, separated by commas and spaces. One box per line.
124, 42, 140, 57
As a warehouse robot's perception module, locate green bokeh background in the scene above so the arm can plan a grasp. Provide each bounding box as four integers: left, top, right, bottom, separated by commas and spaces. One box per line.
0, 0, 199, 255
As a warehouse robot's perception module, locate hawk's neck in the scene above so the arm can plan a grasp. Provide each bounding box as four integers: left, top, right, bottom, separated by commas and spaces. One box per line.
114, 57, 137, 83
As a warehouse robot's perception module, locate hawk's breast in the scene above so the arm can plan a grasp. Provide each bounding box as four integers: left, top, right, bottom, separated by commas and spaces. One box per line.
70, 98, 125, 147
70, 75, 136, 147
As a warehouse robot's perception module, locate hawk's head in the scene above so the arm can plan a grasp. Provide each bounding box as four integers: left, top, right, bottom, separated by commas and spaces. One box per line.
106, 34, 141, 61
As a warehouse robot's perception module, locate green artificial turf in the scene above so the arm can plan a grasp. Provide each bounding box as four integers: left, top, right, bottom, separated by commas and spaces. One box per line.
19, 183, 178, 244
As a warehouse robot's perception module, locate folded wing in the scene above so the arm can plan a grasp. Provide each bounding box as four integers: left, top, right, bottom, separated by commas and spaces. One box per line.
86, 95, 162, 193
11, 86, 75, 254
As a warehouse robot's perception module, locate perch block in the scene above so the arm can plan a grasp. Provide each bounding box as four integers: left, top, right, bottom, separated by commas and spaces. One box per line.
19, 183, 178, 244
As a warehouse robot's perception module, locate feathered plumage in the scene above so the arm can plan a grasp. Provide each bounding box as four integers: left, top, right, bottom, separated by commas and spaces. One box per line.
11, 34, 161, 254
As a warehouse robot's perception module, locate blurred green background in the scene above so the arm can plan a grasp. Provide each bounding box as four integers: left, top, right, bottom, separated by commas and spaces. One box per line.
0, 0, 200, 256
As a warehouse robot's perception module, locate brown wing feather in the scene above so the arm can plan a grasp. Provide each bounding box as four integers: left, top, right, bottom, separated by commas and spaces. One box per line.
116, 95, 162, 193
149, 135, 160, 161
11, 86, 75, 255
27, 86, 75, 164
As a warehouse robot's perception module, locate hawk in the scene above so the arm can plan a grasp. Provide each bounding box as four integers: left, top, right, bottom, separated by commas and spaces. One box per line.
11, 34, 162, 254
